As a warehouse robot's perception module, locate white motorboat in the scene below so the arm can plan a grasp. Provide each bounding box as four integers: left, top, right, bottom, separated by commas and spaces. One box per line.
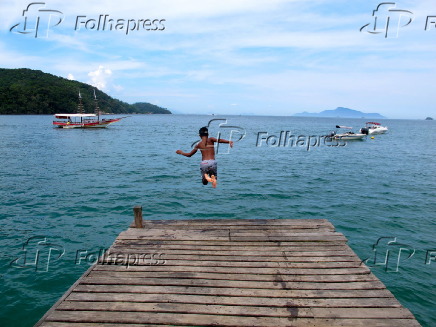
360, 122, 388, 135
327, 125, 366, 140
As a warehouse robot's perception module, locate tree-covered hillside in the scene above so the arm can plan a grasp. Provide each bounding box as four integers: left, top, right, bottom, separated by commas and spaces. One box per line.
0, 68, 171, 114
131, 102, 171, 114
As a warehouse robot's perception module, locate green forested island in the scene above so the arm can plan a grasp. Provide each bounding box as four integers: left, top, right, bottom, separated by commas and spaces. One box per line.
0, 68, 171, 115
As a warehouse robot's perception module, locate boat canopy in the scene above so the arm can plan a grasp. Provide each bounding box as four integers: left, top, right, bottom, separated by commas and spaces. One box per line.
366, 122, 381, 125
54, 114, 97, 119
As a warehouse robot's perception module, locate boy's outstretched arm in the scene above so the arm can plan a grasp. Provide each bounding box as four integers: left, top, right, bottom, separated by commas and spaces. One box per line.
176, 147, 198, 157
211, 137, 234, 148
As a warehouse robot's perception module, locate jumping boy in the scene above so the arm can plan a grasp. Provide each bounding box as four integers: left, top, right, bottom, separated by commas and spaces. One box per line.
176, 126, 233, 188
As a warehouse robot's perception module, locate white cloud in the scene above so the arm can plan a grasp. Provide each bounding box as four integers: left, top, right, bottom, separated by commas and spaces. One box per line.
67, 73, 75, 80
88, 65, 113, 90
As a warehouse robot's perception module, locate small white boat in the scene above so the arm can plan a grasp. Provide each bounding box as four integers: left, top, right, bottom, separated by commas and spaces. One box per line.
327, 125, 366, 140
360, 122, 388, 135
334, 132, 366, 140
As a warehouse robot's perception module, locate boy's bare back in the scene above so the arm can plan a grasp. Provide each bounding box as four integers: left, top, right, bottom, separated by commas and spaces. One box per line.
196, 137, 217, 160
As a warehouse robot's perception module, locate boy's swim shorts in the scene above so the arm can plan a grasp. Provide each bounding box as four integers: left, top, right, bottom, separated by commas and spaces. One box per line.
200, 160, 217, 178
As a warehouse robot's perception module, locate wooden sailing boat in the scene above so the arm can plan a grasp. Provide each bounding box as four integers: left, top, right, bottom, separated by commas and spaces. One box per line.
53, 89, 124, 128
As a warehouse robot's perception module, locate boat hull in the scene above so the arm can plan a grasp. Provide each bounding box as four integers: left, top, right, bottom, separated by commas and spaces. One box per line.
361, 122, 388, 135
53, 118, 121, 128
333, 133, 366, 140
367, 127, 388, 135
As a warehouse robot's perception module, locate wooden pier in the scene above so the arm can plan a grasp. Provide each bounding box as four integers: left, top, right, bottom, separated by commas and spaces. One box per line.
36, 207, 420, 326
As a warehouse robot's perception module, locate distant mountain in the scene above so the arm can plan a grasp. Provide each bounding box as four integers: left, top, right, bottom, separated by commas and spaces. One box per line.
0, 68, 171, 115
294, 107, 385, 119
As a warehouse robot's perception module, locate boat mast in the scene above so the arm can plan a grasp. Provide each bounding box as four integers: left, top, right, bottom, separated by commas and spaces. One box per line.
77, 90, 84, 114
93, 89, 101, 120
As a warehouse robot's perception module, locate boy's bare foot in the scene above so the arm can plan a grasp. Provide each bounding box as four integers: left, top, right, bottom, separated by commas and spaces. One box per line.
204, 174, 213, 183
203, 174, 217, 188
210, 175, 217, 188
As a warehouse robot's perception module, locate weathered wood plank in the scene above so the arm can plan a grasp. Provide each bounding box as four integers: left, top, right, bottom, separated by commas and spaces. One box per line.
134, 225, 336, 231
141, 218, 333, 225
104, 252, 361, 263
40, 319, 421, 327
229, 236, 347, 242
229, 231, 344, 236
80, 276, 386, 290
55, 302, 416, 319
113, 241, 349, 250
120, 230, 346, 238
117, 229, 229, 241
117, 232, 347, 242
73, 284, 395, 298
56, 301, 315, 318
66, 292, 403, 308
310, 307, 415, 319
44, 311, 420, 327
100, 259, 365, 269
119, 228, 345, 237
107, 248, 356, 256
114, 239, 347, 244
88, 269, 380, 282
88, 265, 372, 275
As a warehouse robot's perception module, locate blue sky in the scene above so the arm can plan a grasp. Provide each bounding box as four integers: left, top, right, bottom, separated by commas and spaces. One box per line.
1, 0, 435, 118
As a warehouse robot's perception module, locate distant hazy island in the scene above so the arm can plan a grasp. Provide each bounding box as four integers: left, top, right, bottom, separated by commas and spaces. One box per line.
0, 68, 171, 115
294, 107, 385, 119
425, 117, 433, 120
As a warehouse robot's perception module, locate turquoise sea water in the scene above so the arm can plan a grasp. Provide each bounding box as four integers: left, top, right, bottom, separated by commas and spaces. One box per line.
0, 114, 435, 326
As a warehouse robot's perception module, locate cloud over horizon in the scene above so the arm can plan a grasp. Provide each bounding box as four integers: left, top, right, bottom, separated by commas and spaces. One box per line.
88, 66, 113, 91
